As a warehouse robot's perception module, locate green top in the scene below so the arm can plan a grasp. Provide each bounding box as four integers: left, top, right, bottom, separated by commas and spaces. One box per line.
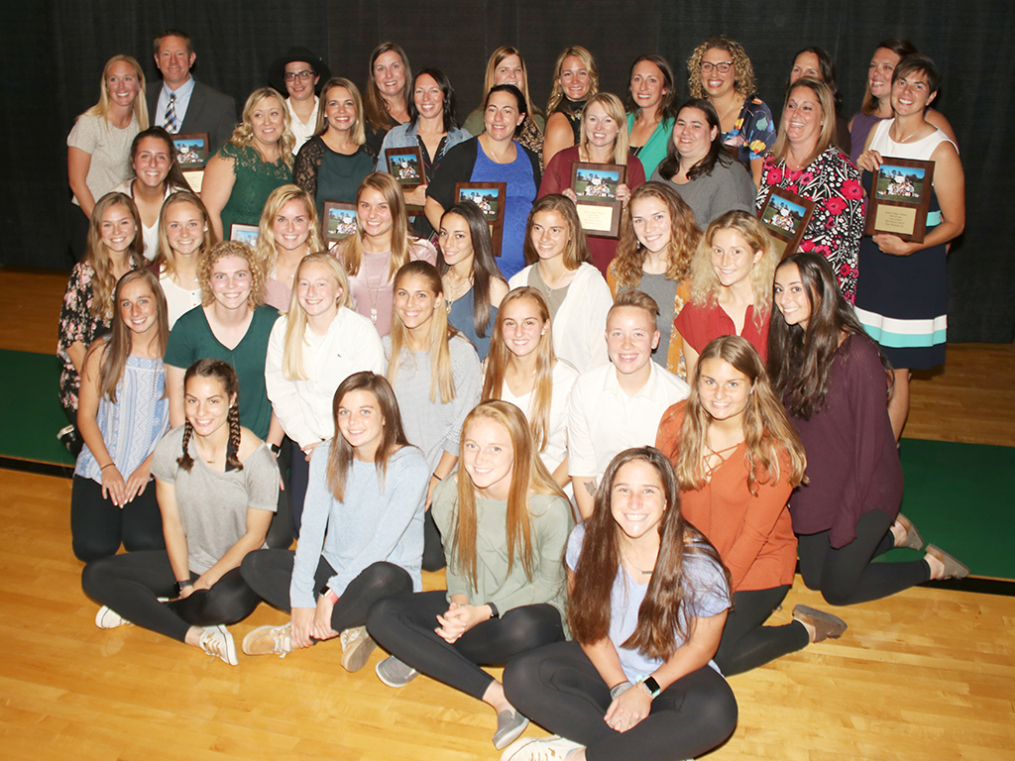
217, 143, 292, 236
432, 476, 573, 622
626, 113, 675, 179
164, 305, 280, 439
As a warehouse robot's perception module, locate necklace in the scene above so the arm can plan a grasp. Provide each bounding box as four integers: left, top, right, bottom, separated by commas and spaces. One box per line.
620, 547, 655, 575
365, 251, 391, 324
716, 96, 742, 130
443, 273, 473, 312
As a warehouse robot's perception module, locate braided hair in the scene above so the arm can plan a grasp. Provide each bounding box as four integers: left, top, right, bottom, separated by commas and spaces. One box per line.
177, 358, 243, 471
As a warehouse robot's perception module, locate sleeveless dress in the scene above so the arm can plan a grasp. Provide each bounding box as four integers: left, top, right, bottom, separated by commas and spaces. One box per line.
217, 143, 292, 235
446, 286, 496, 360
552, 98, 586, 146
854, 120, 956, 369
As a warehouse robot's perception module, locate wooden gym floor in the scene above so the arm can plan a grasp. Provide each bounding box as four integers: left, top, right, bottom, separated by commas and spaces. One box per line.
1, 267, 1013, 761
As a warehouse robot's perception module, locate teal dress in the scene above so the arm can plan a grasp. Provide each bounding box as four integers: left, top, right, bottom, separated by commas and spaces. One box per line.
627, 113, 675, 179
217, 143, 292, 236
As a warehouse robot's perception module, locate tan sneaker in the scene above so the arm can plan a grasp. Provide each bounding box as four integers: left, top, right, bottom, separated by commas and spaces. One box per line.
339, 626, 376, 672
242, 623, 292, 657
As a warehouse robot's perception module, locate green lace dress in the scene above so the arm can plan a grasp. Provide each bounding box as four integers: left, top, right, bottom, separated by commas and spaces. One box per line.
217, 143, 292, 236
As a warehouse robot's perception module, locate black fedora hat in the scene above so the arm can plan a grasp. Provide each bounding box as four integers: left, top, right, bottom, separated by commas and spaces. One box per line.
268, 47, 332, 95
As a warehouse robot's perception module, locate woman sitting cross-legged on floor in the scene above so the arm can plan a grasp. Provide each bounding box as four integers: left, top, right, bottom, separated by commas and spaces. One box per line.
81, 359, 279, 665
500, 446, 738, 761
240, 371, 428, 669
367, 400, 574, 750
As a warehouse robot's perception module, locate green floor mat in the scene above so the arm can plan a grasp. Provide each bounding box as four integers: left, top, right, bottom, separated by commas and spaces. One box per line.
0, 349, 75, 466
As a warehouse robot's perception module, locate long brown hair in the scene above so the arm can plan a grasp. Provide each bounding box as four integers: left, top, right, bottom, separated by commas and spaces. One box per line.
85, 193, 145, 319
612, 182, 699, 289
315, 77, 368, 145
769, 78, 837, 168
522, 195, 590, 270
861, 39, 918, 116
336, 172, 417, 278
568, 447, 730, 658
768, 253, 893, 419
178, 359, 243, 472
387, 261, 458, 403
364, 42, 412, 133
451, 401, 566, 590
481, 288, 556, 451
481, 46, 544, 121
94, 269, 169, 403
325, 372, 411, 502
670, 336, 806, 495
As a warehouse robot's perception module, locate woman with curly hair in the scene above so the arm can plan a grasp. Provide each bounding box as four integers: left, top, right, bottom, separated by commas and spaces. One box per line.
755, 78, 865, 303
254, 184, 324, 310
501, 447, 736, 761
608, 182, 700, 378
82, 359, 279, 666
543, 46, 599, 167
687, 37, 775, 187
202, 87, 295, 240
674, 210, 779, 379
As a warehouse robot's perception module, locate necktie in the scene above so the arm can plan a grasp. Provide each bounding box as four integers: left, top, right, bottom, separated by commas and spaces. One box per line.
164, 93, 178, 134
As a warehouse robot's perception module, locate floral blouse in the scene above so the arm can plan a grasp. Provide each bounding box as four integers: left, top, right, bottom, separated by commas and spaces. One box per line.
756, 147, 866, 303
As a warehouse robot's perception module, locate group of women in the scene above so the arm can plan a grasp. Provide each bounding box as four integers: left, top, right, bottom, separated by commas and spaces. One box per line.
61, 33, 969, 761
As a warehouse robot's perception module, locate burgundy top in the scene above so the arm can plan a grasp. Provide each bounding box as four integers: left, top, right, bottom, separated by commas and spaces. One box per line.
786, 334, 902, 546
674, 300, 771, 361
537, 145, 646, 276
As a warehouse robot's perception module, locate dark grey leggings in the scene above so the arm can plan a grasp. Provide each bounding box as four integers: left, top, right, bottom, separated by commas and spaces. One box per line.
797, 509, 931, 606
714, 586, 810, 676
367, 590, 565, 699
240, 549, 413, 631
81, 550, 261, 642
503, 640, 738, 761
70, 475, 165, 562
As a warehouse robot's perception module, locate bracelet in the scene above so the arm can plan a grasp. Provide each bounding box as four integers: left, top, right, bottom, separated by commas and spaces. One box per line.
486, 602, 500, 619
610, 681, 634, 699
321, 589, 339, 604
431, 473, 442, 481
174, 580, 193, 596
100, 463, 116, 471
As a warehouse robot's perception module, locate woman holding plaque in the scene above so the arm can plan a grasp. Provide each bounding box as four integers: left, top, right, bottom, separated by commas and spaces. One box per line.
425, 84, 541, 280
539, 93, 646, 276
754, 78, 864, 304
651, 99, 756, 231
854, 55, 964, 440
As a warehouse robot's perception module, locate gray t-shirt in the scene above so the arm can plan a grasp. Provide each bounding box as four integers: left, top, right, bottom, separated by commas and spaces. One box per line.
152, 426, 279, 574
629, 273, 679, 368
651, 158, 756, 231
528, 267, 571, 322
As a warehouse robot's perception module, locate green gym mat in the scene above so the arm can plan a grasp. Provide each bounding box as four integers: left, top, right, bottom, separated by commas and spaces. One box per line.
0, 348, 1010, 578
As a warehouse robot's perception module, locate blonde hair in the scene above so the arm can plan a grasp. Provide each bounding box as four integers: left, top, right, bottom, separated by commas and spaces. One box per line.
612, 182, 700, 289
316, 77, 368, 146
770, 78, 837, 168
689, 210, 777, 328
156, 191, 216, 280
578, 93, 630, 164
482, 46, 543, 122
482, 288, 556, 451
199, 240, 266, 307
82, 55, 149, 130
670, 336, 806, 494
254, 184, 324, 275
387, 261, 458, 403
282, 253, 352, 380
546, 46, 599, 114
522, 194, 590, 271
85, 193, 145, 319
687, 36, 757, 100
228, 87, 295, 167
336, 172, 416, 278
451, 401, 566, 589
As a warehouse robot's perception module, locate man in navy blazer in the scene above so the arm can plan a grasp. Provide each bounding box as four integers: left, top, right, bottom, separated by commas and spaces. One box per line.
146, 29, 237, 154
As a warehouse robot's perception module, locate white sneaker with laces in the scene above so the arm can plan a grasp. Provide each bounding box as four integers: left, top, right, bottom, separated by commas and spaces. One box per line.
499, 735, 584, 761
94, 605, 131, 629
199, 625, 238, 665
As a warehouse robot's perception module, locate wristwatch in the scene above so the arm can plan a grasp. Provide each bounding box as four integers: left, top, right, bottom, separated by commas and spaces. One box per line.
638, 675, 661, 698
486, 602, 500, 619
318, 581, 338, 604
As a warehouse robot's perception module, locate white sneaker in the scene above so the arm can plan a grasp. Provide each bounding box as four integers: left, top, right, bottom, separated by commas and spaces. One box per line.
199, 625, 238, 665
94, 605, 131, 629
242, 623, 292, 657
375, 655, 419, 687
339, 626, 376, 672
500, 735, 583, 761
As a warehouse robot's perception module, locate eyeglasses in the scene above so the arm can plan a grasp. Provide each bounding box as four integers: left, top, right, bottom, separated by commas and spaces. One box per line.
284, 70, 315, 82
700, 61, 733, 74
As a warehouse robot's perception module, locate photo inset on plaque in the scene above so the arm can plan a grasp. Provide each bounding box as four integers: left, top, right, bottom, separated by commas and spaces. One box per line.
229, 223, 260, 247
574, 167, 620, 201
458, 187, 500, 221
762, 196, 808, 237
875, 164, 926, 203
323, 201, 358, 247
173, 133, 210, 170
385, 147, 426, 188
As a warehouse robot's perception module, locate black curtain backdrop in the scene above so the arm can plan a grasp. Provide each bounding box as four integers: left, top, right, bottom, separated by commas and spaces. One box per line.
1, 1, 1012, 342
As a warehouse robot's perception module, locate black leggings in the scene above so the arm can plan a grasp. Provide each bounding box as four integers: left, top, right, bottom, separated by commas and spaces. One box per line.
240, 550, 413, 631
714, 586, 810, 676
367, 590, 565, 700
503, 641, 738, 761
797, 509, 931, 606
81, 550, 261, 642
286, 439, 311, 540
70, 475, 165, 562
422, 510, 445, 571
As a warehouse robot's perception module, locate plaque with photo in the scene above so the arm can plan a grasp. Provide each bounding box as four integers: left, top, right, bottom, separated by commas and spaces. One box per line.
863, 157, 935, 243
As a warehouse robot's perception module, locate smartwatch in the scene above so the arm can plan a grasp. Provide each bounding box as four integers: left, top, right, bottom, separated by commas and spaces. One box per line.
638, 675, 661, 699
486, 602, 500, 619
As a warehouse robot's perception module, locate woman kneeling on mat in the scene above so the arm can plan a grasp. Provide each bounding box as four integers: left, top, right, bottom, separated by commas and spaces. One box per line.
240, 372, 428, 669
367, 401, 573, 750
81, 359, 279, 665
501, 447, 737, 761
768, 253, 968, 605
657, 335, 846, 676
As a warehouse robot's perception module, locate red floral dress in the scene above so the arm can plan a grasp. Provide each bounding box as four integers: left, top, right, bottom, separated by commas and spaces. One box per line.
756, 147, 866, 303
